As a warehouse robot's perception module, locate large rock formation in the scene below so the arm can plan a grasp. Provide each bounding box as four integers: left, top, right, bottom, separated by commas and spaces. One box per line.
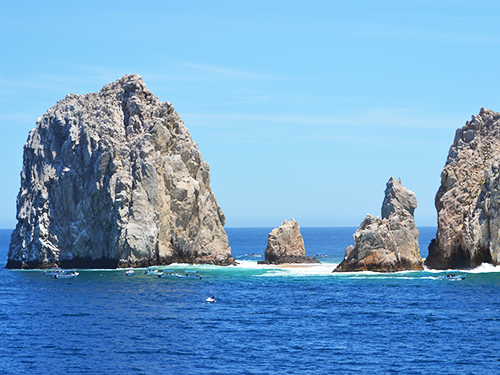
426, 108, 500, 269
334, 177, 423, 272
7, 74, 234, 269
258, 219, 320, 265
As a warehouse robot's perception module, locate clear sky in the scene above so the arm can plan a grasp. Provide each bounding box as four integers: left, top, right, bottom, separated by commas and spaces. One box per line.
1, 0, 500, 229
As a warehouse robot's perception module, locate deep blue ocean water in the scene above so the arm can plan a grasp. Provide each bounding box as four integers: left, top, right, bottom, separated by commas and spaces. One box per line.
1, 227, 499, 374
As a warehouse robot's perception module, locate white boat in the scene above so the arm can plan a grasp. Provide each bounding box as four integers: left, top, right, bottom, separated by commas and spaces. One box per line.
206, 296, 216, 303
144, 267, 159, 275
438, 271, 466, 281
54, 270, 79, 279
175, 270, 202, 280
43, 268, 63, 276
125, 270, 134, 276
157, 270, 177, 278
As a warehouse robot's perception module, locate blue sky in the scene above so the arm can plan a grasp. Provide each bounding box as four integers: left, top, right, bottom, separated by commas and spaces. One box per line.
1, 0, 500, 228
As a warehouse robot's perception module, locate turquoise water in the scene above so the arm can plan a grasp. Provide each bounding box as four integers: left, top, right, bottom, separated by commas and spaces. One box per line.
1, 227, 499, 374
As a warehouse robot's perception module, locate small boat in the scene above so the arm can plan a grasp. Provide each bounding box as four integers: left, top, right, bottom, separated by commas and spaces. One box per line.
244, 253, 262, 258
206, 296, 216, 303
144, 267, 159, 275
44, 268, 63, 276
175, 270, 202, 280
54, 270, 79, 279
125, 270, 134, 276
314, 253, 327, 258
439, 271, 466, 281
157, 270, 177, 278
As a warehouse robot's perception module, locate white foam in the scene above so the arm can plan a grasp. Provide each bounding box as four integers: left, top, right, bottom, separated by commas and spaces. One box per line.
234, 260, 269, 269
235, 261, 450, 278
336, 275, 437, 280
253, 263, 337, 277
467, 263, 500, 273
424, 263, 500, 274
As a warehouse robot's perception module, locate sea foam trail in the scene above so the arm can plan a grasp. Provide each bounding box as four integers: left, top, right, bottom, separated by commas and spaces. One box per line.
255, 264, 338, 277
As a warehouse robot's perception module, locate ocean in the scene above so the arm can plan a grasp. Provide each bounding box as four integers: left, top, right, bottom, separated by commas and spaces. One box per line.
0, 227, 499, 374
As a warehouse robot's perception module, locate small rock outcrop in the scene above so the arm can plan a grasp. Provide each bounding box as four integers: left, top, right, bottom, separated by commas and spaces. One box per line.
426, 108, 500, 269
7, 74, 234, 269
334, 177, 423, 272
258, 219, 320, 265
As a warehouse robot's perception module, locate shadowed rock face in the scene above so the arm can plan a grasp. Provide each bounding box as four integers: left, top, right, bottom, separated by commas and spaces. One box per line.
258, 219, 320, 265
426, 108, 500, 270
334, 177, 423, 272
7, 74, 234, 269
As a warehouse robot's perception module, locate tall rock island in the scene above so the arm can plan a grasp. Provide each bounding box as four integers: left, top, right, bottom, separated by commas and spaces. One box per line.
258, 219, 319, 265
7, 74, 234, 269
334, 177, 423, 272
426, 108, 500, 269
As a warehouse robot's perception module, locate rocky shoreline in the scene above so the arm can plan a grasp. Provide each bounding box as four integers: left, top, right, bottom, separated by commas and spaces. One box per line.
6, 74, 500, 271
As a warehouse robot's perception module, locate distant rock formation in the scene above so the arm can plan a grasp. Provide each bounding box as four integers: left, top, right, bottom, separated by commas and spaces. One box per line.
334, 177, 423, 272
258, 219, 320, 265
7, 74, 234, 269
426, 108, 500, 269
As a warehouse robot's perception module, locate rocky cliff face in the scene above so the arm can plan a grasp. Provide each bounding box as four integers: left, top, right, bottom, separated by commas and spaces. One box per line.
426, 108, 500, 269
7, 74, 234, 269
334, 177, 423, 272
258, 219, 319, 265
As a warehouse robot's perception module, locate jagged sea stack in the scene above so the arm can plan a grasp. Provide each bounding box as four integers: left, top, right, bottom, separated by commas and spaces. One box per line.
7, 74, 234, 269
258, 219, 319, 265
426, 108, 500, 269
334, 177, 423, 272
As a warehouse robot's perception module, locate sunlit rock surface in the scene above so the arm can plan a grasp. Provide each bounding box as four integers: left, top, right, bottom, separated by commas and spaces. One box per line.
7, 74, 234, 269
426, 108, 500, 269
258, 219, 320, 265
334, 177, 423, 272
